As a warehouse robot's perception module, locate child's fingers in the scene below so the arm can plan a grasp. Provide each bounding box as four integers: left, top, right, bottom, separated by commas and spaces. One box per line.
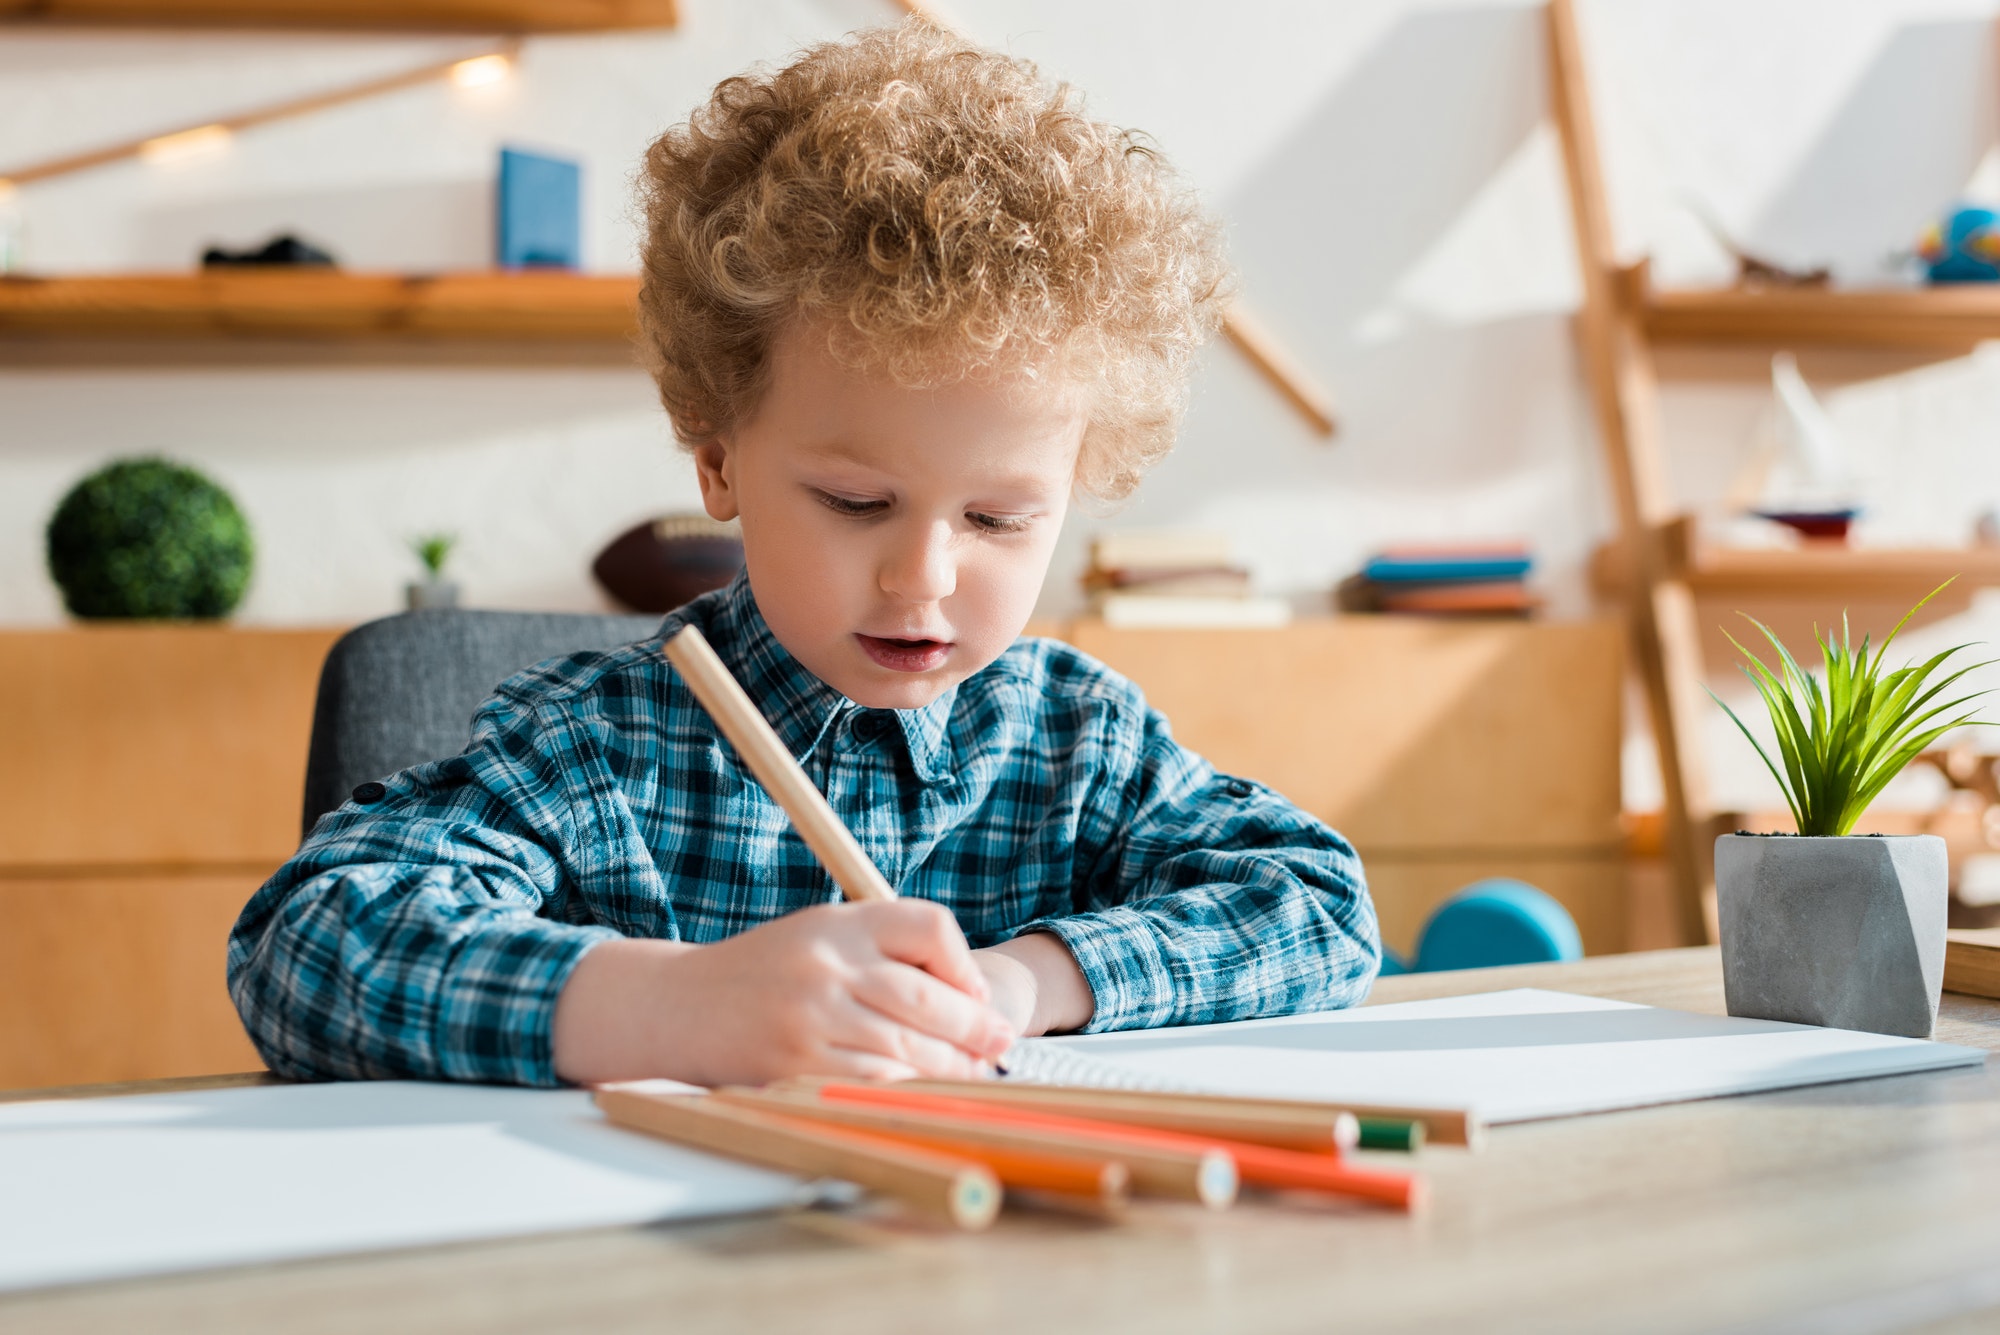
863, 900, 990, 1001
812, 1047, 922, 1084
825, 1005, 994, 1080
850, 963, 1014, 1059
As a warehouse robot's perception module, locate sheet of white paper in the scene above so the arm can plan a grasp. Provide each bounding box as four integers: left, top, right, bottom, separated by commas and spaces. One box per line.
0, 1080, 808, 1294
1019, 989, 1987, 1122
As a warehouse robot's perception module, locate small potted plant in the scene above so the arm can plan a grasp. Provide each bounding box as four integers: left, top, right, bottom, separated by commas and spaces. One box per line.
406, 533, 459, 611
1711, 582, 1990, 1038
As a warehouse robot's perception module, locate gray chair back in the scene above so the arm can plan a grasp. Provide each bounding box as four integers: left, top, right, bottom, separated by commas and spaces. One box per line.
302, 609, 662, 836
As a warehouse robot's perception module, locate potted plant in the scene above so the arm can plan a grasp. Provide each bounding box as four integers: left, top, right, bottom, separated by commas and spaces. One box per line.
1711, 582, 1990, 1038
45, 456, 254, 619
406, 533, 459, 610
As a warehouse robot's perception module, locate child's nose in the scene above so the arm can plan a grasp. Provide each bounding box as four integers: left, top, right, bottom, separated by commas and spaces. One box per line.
879, 522, 957, 604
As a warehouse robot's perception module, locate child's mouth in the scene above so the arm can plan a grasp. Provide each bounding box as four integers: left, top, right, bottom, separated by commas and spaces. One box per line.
855, 634, 952, 673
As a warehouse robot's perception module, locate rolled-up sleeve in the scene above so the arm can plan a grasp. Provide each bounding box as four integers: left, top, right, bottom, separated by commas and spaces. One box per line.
226, 695, 619, 1085
1027, 705, 1380, 1033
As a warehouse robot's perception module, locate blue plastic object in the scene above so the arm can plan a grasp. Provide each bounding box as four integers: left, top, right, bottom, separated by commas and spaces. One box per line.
498, 147, 581, 269
1410, 878, 1582, 973
1919, 203, 2000, 284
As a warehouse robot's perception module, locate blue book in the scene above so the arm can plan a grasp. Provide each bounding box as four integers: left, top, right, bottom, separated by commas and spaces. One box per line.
1364, 551, 1533, 584
497, 147, 581, 269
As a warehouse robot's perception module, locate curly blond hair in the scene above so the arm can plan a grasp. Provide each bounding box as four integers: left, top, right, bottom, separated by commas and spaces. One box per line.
635, 21, 1229, 500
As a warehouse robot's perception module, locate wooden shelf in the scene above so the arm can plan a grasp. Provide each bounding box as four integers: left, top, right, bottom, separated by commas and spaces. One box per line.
0, 0, 678, 29
1643, 286, 2000, 352
0, 271, 641, 343
1592, 520, 2000, 601
1679, 545, 2000, 599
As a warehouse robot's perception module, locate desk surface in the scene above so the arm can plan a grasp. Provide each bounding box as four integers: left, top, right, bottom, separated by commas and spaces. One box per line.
7, 947, 2000, 1335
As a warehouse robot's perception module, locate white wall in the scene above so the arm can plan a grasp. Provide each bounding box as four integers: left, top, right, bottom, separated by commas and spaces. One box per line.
3, 0, 1999, 809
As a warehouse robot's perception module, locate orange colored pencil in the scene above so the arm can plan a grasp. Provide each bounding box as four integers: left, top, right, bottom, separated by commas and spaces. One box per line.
714, 1089, 1129, 1206
812, 1082, 1425, 1213
1226, 1141, 1427, 1212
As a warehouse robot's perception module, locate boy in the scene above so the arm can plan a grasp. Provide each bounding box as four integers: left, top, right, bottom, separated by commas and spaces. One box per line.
228, 22, 1379, 1089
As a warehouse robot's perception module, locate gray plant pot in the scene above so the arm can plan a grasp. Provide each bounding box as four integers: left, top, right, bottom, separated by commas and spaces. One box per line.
1715, 833, 1947, 1038
405, 579, 460, 611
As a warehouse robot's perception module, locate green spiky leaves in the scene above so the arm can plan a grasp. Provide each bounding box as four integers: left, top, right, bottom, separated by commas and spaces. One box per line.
1708, 580, 1993, 837
411, 532, 457, 577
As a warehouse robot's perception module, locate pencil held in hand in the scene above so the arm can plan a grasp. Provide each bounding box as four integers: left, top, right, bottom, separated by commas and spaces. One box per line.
663, 624, 897, 903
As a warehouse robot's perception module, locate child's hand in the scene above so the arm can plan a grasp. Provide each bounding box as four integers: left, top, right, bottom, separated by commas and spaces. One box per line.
553, 900, 1017, 1087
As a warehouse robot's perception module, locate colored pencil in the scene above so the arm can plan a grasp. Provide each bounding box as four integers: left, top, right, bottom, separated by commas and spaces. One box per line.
897, 1079, 1480, 1149
752, 1086, 1234, 1207
714, 1088, 1131, 1208
594, 1088, 999, 1229
1226, 1140, 1427, 1212
807, 1082, 1425, 1213
893, 1079, 1361, 1153
663, 625, 896, 903
1356, 1117, 1425, 1153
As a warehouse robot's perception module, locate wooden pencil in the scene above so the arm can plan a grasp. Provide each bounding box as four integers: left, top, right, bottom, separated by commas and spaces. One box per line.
721, 1087, 1216, 1206
892, 1079, 1481, 1149
884, 1079, 1361, 1153
595, 1088, 999, 1230
808, 1082, 1425, 1213
662, 625, 896, 903
713, 1089, 1131, 1208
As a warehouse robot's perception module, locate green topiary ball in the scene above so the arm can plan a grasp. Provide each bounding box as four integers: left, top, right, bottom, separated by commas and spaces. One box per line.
46, 457, 255, 619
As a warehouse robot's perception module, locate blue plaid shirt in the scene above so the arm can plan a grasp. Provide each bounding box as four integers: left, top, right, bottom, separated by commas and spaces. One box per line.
228, 572, 1378, 1086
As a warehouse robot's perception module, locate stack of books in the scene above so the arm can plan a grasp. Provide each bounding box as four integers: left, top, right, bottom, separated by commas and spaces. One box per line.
1084, 531, 1291, 628
1335, 544, 1537, 617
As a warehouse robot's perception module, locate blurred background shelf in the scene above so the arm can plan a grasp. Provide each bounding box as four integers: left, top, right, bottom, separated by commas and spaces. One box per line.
0, 272, 642, 347
1681, 546, 2000, 599
1592, 520, 2000, 601
0, 0, 678, 29
1644, 285, 2000, 352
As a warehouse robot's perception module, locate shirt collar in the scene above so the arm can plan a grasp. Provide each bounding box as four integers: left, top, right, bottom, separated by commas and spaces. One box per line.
890, 683, 958, 786
678, 569, 957, 784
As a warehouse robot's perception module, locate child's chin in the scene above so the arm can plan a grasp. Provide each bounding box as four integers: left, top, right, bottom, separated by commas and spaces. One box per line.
840, 671, 952, 711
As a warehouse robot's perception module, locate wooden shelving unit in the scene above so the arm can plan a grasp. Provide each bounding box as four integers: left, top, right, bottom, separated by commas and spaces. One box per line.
1592, 521, 2000, 602
0, 0, 678, 29
1678, 546, 2000, 600
0, 274, 1340, 432
1644, 284, 2000, 352
0, 271, 640, 342
1548, 0, 2000, 947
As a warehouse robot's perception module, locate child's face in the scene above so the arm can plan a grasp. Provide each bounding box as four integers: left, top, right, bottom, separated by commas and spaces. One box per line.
694, 324, 1086, 710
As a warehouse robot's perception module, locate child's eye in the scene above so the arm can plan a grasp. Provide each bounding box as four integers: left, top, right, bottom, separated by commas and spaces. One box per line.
968, 511, 1035, 534
813, 490, 887, 518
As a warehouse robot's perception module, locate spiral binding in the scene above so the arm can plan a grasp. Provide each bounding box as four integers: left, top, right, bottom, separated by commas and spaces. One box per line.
998, 1041, 1188, 1093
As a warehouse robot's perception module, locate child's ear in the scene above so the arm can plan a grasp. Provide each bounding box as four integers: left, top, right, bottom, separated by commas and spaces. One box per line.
691, 439, 740, 522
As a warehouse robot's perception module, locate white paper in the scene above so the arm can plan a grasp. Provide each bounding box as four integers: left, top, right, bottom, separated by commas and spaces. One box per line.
0, 1080, 808, 1293
1020, 989, 1987, 1122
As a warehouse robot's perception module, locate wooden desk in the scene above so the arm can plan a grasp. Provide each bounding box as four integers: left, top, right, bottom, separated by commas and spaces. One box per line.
6, 948, 2000, 1334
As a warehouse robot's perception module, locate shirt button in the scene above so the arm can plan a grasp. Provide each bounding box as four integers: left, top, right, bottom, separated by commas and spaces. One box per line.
1224, 779, 1254, 799
352, 781, 388, 804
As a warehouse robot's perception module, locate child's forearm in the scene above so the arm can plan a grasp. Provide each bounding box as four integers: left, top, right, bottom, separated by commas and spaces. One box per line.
552, 937, 702, 1085
975, 932, 1095, 1036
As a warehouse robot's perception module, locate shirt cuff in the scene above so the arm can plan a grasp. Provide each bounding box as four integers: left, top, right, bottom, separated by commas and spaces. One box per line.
1022, 908, 1185, 1033
432, 918, 622, 1086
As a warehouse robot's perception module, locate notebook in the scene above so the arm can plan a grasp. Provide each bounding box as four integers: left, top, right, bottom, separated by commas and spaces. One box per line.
1003, 988, 1986, 1123
0, 1080, 809, 1294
